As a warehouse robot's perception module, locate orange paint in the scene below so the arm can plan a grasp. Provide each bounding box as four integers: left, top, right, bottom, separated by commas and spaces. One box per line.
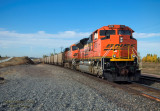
64, 25, 137, 61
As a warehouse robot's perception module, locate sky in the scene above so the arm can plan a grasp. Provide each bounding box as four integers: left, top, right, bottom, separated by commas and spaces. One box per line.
0, 0, 160, 58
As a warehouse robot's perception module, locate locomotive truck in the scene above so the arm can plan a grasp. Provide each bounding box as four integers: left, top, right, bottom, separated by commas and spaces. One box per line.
42, 25, 141, 82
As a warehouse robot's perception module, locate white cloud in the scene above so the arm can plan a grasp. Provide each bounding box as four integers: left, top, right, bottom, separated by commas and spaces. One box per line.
133, 32, 160, 38
0, 29, 90, 56
0, 30, 90, 39
1, 28, 160, 39
138, 41, 160, 57
0, 28, 160, 57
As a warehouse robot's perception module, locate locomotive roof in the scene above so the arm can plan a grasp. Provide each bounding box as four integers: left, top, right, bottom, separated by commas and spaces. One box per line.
95, 25, 134, 33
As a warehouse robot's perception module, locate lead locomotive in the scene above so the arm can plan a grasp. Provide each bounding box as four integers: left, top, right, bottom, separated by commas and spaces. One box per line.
43, 25, 141, 82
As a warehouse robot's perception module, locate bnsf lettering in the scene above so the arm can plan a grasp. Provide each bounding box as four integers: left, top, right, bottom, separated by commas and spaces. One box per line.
106, 44, 114, 48
106, 44, 135, 48
104, 44, 136, 50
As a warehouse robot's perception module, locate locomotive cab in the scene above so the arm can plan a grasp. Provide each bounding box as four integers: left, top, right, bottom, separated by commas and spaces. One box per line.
98, 25, 140, 81
71, 44, 78, 59
76, 25, 140, 81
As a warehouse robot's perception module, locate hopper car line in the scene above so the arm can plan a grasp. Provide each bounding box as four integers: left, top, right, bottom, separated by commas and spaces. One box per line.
41, 25, 141, 82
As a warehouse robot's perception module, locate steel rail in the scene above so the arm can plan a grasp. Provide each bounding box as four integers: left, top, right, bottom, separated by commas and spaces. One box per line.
140, 75, 160, 83
128, 82, 160, 102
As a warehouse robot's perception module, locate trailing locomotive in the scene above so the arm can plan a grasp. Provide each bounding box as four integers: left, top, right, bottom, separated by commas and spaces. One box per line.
42, 25, 141, 82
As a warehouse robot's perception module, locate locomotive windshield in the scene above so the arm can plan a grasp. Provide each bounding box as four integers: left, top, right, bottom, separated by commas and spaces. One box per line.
118, 30, 131, 35
72, 46, 78, 51
64, 48, 70, 52
100, 30, 115, 36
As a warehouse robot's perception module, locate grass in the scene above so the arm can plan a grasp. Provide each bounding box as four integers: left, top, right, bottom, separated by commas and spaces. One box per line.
141, 62, 160, 75
0, 57, 9, 60
0, 57, 34, 68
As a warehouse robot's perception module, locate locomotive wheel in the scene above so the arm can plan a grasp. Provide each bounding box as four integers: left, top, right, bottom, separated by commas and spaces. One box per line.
71, 64, 76, 70
104, 72, 114, 82
107, 75, 114, 82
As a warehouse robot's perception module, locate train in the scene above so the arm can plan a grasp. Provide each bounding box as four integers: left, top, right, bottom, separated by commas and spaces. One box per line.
41, 25, 141, 82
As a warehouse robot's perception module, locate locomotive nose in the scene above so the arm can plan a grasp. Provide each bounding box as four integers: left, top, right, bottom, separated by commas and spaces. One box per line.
118, 35, 131, 44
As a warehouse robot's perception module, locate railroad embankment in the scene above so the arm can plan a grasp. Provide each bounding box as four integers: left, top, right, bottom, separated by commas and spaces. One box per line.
0, 57, 9, 61
0, 57, 34, 68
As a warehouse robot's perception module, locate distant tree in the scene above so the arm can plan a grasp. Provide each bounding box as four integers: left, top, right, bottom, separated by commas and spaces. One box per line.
153, 54, 157, 63
142, 54, 159, 63
146, 54, 151, 62
0, 55, 1, 58
142, 57, 147, 62
50, 53, 54, 56
43, 55, 48, 58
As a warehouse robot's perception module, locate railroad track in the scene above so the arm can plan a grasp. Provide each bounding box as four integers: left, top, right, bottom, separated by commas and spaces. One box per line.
123, 82, 160, 102
140, 75, 160, 83
68, 66, 160, 102
77, 71, 160, 102
136, 75, 160, 90
0, 57, 13, 63
45, 64, 160, 102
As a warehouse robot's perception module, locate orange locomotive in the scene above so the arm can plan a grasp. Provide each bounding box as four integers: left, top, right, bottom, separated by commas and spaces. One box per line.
63, 25, 141, 81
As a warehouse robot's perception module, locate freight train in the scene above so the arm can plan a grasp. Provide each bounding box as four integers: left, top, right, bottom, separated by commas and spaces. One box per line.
42, 25, 141, 82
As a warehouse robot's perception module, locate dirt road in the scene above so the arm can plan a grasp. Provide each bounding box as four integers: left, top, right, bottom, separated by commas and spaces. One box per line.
0, 64, 160, 111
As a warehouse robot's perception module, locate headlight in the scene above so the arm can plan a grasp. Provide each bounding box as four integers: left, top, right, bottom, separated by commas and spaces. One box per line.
120, 37, 123, 42
132, 55, 136, 58
113, 54, 116, 58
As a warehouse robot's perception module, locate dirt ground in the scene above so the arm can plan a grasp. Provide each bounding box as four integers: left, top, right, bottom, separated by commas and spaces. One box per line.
0, 57, 34, 68
0, 64, 160, 111
142, 62, 160, 75
0, 57, 9, 60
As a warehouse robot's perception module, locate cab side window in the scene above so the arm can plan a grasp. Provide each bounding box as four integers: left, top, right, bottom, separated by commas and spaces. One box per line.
94, 31, 98, 40
72, 46, 78, 51
100, 30, 115, 36
100, 30, 115, 40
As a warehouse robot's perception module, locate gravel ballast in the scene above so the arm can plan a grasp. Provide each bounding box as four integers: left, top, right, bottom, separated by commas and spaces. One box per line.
0, 64, 160, 111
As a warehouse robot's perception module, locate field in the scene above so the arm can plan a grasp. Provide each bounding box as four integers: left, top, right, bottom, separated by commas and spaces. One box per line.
0, 57, 9, 60
142, 62, 160, 75
0, 57, 34, 68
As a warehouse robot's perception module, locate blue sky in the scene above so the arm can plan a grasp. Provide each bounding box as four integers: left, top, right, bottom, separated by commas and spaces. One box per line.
0, 0, 160, 57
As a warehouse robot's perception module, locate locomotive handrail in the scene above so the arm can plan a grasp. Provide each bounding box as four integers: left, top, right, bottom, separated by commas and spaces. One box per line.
132, 47, 142, 69
132, 47, 137, 56
110, 45, 137, 60
102, 46, 113, 58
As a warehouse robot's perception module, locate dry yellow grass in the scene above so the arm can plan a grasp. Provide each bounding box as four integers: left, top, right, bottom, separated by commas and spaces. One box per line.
0, 57, 9, 60
0, 57, 34, 68
142, 62, 160, 75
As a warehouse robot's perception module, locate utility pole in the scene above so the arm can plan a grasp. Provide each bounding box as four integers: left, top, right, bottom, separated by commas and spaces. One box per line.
54, 49, 55, 54
60, 46, 63, 53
